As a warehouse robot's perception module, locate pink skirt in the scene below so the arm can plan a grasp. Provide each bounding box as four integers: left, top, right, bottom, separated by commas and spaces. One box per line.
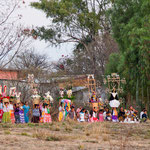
43, 113, 52, 123
90, 117, 98, 122
99, 114, 104, 122
0, 109, 3, 122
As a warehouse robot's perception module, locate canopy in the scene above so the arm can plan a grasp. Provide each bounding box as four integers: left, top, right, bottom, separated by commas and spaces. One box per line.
61, 99, 71, 103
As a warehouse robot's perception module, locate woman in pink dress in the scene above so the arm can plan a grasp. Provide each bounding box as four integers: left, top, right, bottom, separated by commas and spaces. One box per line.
43, 104, 52, 123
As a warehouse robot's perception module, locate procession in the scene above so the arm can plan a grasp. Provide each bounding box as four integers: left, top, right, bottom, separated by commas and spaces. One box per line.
0, 0, 150, 149
0, 74, 148, 125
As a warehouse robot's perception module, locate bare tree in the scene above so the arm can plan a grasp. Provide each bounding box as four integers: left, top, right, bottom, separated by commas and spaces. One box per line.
53, 32, 118, 80
12, 49, 50, 70
0, 0, 29, 68
11, 49, 52, 83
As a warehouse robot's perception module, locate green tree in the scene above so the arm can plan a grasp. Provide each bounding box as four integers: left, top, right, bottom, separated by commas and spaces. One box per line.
31, 0, 117, 76
106, 0, 150, 112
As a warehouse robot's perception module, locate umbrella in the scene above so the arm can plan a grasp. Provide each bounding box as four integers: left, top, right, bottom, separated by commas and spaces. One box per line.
109, 100, 120, 108
61, 99, 71, 103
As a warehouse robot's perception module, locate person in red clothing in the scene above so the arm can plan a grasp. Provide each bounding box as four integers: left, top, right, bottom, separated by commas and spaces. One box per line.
0, 98, 3, 122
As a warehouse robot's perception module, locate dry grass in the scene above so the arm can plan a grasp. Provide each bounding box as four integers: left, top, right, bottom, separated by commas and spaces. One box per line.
0, 121, 150, 150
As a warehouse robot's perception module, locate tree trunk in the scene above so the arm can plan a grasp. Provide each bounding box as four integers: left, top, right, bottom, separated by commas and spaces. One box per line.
147, 87, 150, 117
136, 78, 139, 112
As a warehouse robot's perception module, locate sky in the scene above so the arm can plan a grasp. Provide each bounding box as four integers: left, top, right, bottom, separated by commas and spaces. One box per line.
17, 0, 74, 61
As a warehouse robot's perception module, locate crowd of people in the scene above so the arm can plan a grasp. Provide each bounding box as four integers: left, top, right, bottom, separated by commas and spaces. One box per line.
0, 98, 30, 124
58, 103, 148, 123
0, 96, 52, 124
0, 98, 148, 124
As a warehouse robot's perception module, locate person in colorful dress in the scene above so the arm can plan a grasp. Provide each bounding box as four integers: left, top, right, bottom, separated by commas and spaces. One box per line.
89, 110, 94, 122
40, 103, 45, 123
9, 100, 15, 123
0, 99, 3, 122
19, 102, 25, 123
111, 107, 118, 122
14, 103, 20, 123
23, 102, 30, 123
92, 107, 98, 122
98, 108, 104, 122
42, 103, 52, 123
65, 106, 69, 119
2, 100, 11, 123
58, 102, 65, 122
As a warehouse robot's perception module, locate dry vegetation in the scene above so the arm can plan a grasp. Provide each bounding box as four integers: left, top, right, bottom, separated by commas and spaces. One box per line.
0, 120, 150, 150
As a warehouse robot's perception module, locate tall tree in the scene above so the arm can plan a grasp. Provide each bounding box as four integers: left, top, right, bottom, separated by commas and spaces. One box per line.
106, 0, 150, 111
31, 0, 117, 76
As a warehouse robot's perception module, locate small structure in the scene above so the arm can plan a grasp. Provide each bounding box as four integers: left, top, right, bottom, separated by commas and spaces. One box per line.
104, 73, 126, 110
103, 73, 126, 93
87, 75, 103, 111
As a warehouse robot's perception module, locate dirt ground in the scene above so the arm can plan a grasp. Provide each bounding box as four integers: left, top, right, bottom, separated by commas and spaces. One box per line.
0, 120, 150, 150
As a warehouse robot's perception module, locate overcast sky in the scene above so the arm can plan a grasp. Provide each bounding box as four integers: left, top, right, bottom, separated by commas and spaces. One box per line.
17, 0, 74, 61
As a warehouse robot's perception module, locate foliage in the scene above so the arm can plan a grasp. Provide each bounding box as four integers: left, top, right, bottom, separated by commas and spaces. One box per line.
105, 0, 150, 111
31, 0, 118, 76
31, 0, 110, 43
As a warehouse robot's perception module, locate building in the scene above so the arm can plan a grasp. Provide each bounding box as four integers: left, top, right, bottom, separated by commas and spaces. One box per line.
0, 69, 22, 80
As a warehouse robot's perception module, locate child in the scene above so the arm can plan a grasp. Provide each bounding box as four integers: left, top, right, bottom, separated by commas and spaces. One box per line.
140, 108, 145, 120
141, 109, 147, 122
93, 107, 98, 122
14, 103, 20, 123
68, 106, 76, 120
19, 102, 25, 124
2, 102, 11, 123
85, 110, 89, 122
76, 107, 82, 122
118, 107, 126, 122
98, 109, 104, 122
79, 108, 85, 122
89, 110, 94, 122
32, 104, 40, 123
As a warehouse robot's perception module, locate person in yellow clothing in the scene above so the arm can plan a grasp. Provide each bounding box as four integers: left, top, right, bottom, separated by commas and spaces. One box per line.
2, 98, 11, 123
58, 102, 65, 121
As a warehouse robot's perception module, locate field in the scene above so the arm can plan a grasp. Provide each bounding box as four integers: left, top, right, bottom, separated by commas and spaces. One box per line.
0, 120, 150, 150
